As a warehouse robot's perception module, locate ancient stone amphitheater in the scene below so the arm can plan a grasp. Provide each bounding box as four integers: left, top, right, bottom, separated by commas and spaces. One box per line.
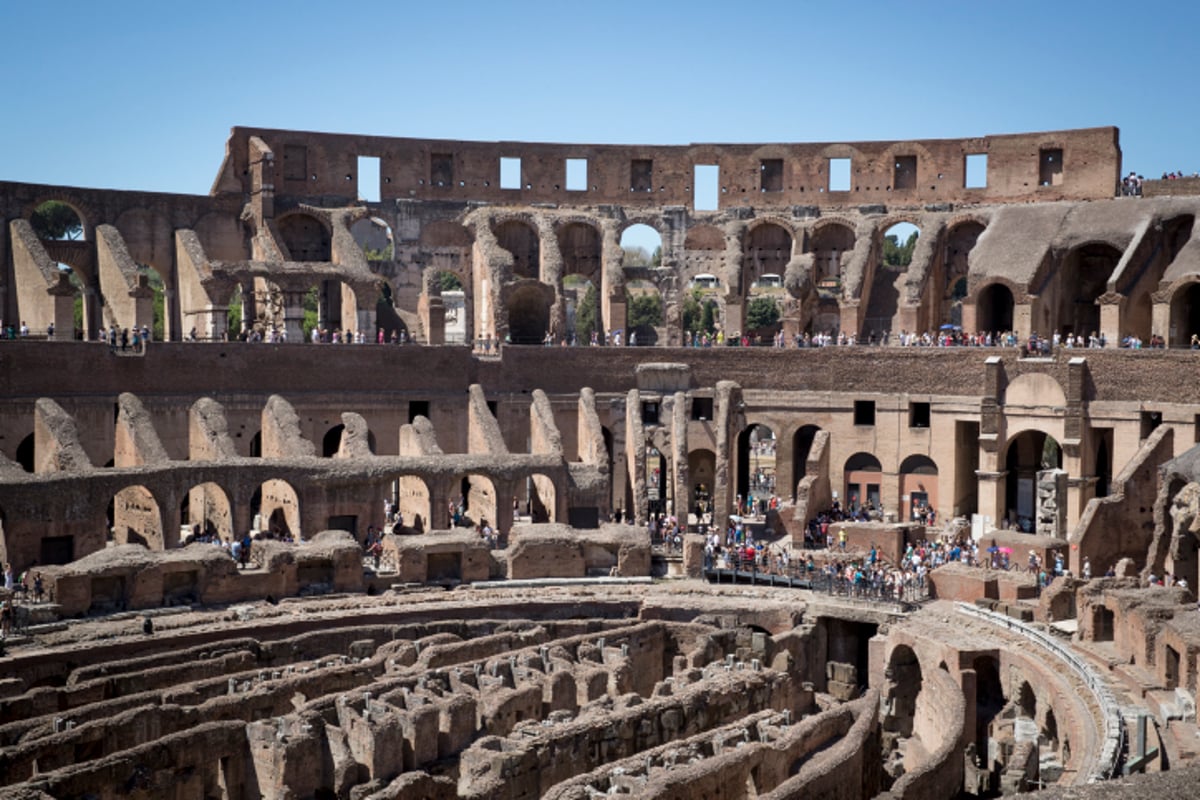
2, 126, 1200, 798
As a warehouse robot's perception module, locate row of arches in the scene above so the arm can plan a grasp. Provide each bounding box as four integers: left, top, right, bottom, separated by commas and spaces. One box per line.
884, 646, 1064, 793
85, 469, 562, 552
722, 422, 1081, 530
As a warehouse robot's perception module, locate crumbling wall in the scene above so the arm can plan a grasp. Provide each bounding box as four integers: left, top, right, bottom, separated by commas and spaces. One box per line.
188, 397, 238, 460
1072, 424, 1172, 575
33, 398, 92, 473
261, 394, 316, 458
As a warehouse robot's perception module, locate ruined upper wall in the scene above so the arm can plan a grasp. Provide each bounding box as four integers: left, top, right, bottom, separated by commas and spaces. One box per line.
214, 126, 1122, 210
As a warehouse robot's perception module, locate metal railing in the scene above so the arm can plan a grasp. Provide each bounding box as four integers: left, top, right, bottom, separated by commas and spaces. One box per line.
955, 602, 1125, 782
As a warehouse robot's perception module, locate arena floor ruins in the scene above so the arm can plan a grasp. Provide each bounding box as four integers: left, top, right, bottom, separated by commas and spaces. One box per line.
5, 125, 1200, 798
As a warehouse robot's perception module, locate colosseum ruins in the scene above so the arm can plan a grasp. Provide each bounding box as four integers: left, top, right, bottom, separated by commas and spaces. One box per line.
2, 126, 1200, 798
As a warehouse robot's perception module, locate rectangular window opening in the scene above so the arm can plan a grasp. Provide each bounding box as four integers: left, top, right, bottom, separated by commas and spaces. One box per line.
760, 159, 783, 192
1141, 410, 1162, 439
909, 402, 931, 428
500, 157, 522, 190
691, 397, 714, 421
893, 156, 917, 190
828, 158, 851, 192
642, 401, 661, 426
631, 159, 653, 192
283, 145, 308, 181
693, 164, 719, 211
1194, 414, 1200, 443
430, 153, 454, 188
357, 156, 381, 202
965, 153, 988, 188
566, 158, 588, 191
1039, 148, 1064, 187
854, 400, 876, 426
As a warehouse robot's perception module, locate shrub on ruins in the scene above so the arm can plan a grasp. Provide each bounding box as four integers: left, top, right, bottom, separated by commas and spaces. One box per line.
746, 296, 781, 330
30, 200, 82, 240
626, 290, 663, 330
683, 290, 718, 335
575, 282, 599, 340
883, 231, 918, 267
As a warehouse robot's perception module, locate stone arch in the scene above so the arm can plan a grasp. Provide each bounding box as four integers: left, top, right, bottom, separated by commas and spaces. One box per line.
351, 216, 395, 262
688, 449, 716, 518
1057, 242, 1122, 338
181, 481, 233, 542
791, 424, 821, 501
941, 220, 985, 328
27, 197, 90, 241
1169, 278, 1200, 347
742, 222, 793, 295
493, 219, 540, 281
459, 474, 497, 530
397, 474, 431, 533
252, 479, 298, 542
884, 644, 923, 737
972, 654, 1005, 760
109, 484, 164, 550
557, 221, 602, 283
1015, 680, 1037, 719
528, 472, 557, 523
1003, 430, 1062, 532
322, 424, 345, 457
975, 281, 1015, 333
844, 452, 882, 512
864, 220, 920, 337
505, 280, 554, 345
736, 423, 777, 504
899, 454, 938, 521
808, 219, 856, 284
276, 212, 332, 262
619, 222, 663, 267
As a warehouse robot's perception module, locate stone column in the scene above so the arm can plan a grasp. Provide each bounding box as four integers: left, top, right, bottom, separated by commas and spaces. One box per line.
1013, 302, 1033, 341
975, 470, 1006, 530
959, 668, 978, 753
161, 488, 182, 548
493, 478, 517, 540
282, 290, 307, 343
1151, 293, 1173, 344
429, 476, 456, 530
232, 488, 254, 540
670, 393, 690, 523
240, 281, 256, 335
1097, 293, 1124, 345
163, 287, 177, 341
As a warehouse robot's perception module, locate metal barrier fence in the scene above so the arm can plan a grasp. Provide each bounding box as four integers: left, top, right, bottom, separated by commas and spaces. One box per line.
702, 554, 930, 611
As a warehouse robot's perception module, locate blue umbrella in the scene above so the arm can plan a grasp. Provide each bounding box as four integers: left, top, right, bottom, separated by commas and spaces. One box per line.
939, 323, 960, 331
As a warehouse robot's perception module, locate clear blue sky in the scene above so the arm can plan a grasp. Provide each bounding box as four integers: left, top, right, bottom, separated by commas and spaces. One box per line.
1, 0, 1195, 199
